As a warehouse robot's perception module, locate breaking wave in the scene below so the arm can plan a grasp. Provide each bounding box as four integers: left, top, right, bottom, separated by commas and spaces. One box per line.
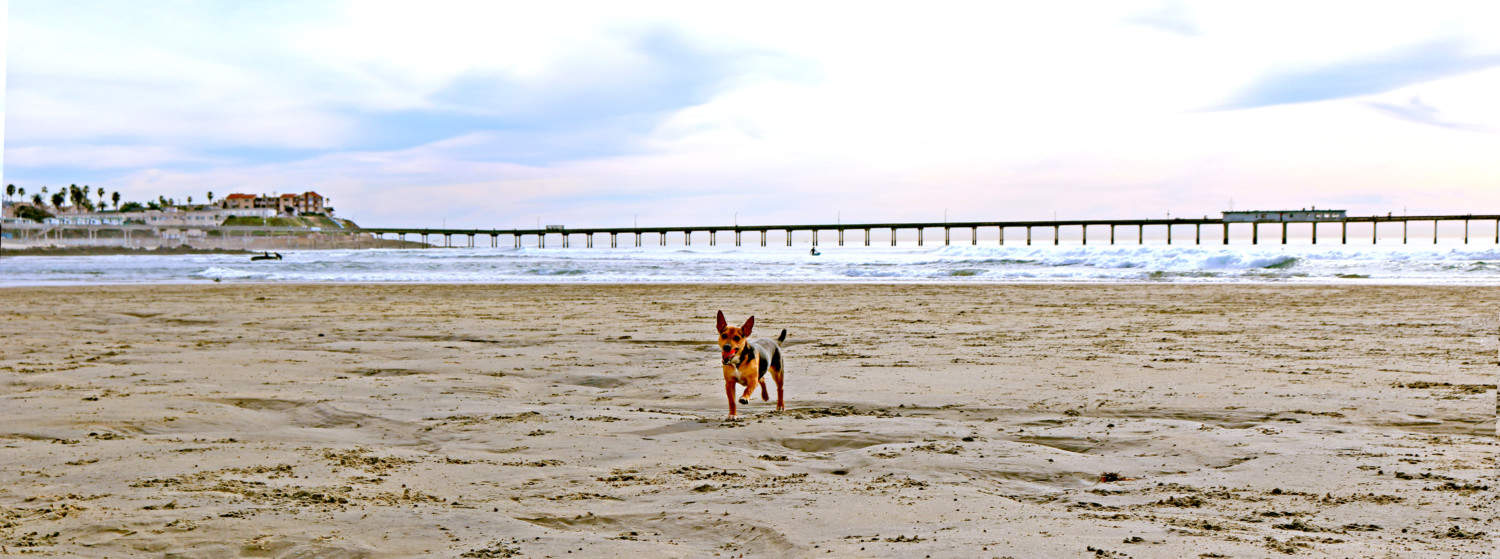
4, 244, 1500, 285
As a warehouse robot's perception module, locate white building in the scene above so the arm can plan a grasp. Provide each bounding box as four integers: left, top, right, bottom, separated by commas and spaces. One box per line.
43, 207, 277, 227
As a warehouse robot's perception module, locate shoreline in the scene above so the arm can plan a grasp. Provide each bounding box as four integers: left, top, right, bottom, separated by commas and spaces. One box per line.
0, 246, 258, 256
6, 278, 1500, 288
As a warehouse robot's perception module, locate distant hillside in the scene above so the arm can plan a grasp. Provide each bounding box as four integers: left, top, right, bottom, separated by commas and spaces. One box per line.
221, 215, 358, 229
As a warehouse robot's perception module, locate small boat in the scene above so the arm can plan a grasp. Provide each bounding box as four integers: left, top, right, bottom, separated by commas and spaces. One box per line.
250, 252, 283, 261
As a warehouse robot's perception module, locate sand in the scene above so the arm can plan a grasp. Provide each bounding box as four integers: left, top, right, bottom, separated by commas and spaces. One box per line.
0, 283, 1494, 558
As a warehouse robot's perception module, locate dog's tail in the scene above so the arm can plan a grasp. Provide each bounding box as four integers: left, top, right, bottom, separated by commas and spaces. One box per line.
777, 329, 787, 343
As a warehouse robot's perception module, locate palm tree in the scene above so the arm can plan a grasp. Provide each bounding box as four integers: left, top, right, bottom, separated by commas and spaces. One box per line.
112, 191, 121, 210
18, 187, 25, 201
187, 196, 194, 206
5, 184, 14, 203
32, 194, 43, 207
158, 195, 168, 209
52, 191, 66, 210
207, 191, 214, 205
76, 184, 92, 210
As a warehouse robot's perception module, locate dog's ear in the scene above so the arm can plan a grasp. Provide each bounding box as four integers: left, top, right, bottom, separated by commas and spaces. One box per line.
741, 316, 754, 337
716, 310, 727, 333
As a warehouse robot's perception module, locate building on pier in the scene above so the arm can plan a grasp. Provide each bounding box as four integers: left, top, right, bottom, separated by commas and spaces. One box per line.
1222, 209, 1345, 222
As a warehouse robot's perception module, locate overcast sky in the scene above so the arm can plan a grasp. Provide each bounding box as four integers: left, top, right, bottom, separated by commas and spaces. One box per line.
4, 1, 1499, 227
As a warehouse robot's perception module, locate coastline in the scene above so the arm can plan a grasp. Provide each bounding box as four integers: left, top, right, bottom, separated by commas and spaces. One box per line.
1, 246, 259, 257
0, 283, 1494, 556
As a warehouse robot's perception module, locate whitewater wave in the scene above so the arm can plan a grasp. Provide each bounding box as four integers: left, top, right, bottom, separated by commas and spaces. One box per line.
193, 266, 266, 279
4, 244, 1500, 285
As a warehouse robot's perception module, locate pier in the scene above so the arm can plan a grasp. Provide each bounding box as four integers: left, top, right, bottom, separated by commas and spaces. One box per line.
360, 213, 1500, 248
6, 213, 1498, 250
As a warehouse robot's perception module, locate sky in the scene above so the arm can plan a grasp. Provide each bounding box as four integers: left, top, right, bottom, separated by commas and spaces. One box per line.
4, 1, 1499, 228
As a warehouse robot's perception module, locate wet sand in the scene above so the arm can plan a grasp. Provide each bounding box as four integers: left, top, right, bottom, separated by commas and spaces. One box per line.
0, 284, 1494, 557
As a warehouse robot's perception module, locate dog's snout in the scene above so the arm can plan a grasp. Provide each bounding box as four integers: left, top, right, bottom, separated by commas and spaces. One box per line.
722, 345, 732, 352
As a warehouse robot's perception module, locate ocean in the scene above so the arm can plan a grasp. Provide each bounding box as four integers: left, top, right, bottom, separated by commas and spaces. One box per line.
3, 244, 1500, 286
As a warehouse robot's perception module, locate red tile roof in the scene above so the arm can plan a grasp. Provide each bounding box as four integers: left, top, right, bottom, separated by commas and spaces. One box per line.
225, 193, 256, 199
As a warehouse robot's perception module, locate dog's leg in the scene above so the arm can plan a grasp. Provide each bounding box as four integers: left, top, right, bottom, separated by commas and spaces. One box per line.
771, 348, 785, 412
773, 369, 785, 412
739, 375, 758, 406
724, 378, 737, 419
760, 379, 769, 401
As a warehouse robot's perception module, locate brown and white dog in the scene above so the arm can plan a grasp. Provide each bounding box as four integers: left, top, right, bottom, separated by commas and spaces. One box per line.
715, 311, 787, 418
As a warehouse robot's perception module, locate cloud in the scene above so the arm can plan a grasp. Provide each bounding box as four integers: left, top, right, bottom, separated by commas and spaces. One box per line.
1367, 97, 1492, 133
1127, 1, 1199, 37
6, 145, 219, 170
1217, 40, 1500, 110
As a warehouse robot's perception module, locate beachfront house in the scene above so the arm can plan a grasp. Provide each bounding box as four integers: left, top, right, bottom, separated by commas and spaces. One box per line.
1222, 209, 1346, 222
219, 191, 329, 216
221, 193, 258, 209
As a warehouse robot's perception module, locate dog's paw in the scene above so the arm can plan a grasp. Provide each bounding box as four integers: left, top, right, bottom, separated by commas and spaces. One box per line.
737, 398, 749, 405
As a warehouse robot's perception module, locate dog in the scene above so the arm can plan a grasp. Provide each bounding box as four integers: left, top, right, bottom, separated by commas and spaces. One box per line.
715, 311, 787, 418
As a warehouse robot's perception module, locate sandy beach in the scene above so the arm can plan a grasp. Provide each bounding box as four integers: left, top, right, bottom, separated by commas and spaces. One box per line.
0, 283, 1493, 557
